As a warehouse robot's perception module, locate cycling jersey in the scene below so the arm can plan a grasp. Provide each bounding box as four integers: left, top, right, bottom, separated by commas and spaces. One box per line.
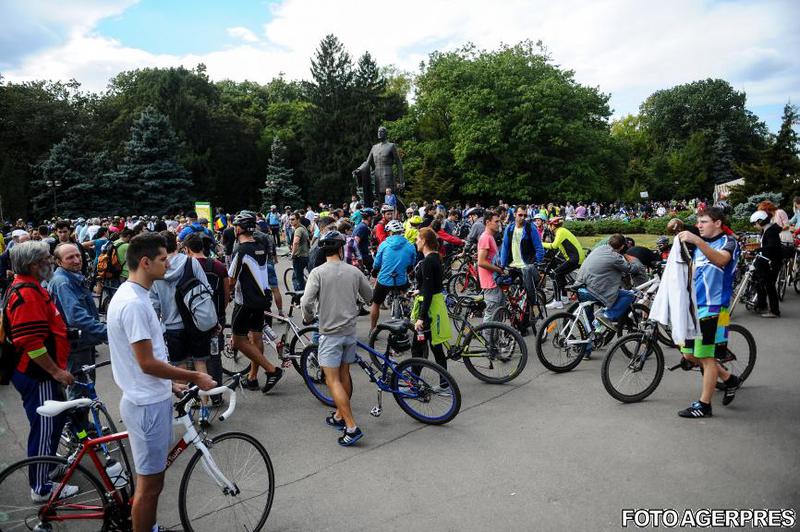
692, 233, 738, 307
543, 227, 585, 264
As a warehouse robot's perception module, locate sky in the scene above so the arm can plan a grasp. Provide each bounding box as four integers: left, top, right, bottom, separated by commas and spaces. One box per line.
1, 0, 798, 131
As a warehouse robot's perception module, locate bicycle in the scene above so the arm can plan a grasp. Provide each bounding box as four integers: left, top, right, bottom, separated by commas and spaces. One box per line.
0, 373, 275, 531
728, 252, 770, 317
283, 259, 308, 292
369, 301, 529, 384
446, 248, 481, 296
600, 320, 757, 403
493, 268, 547, 337
300, 334, 462, 424
221, 290, 318, 377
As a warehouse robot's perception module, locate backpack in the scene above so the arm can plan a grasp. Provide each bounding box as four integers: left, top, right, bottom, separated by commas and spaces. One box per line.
96, 241, 123, 280
200, 258, 225, 321
174, 258, 218, 334
189, 226, 216, 257
0, 282, 39, 385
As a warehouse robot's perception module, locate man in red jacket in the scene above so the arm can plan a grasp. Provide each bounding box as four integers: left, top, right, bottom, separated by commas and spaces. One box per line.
374, 204, 395, 245
6, 241, 76, 502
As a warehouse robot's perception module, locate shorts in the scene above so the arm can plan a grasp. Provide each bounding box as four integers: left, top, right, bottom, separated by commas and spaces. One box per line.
164, 329, 210, 364
317, 334, 358, 368
372, 282, 409, 305
267, 262, 278, 289
681, 306, 730, 359
120, 397, 173, 475
231, 304, 264, 336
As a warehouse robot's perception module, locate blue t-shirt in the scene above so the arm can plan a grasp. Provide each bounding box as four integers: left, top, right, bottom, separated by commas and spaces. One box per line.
353, 222, 371, 257
693, 233, 739, 307
385, 194, 397, 207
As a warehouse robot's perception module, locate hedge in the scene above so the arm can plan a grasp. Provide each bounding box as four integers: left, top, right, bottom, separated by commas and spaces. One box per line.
563, 215, 751, 236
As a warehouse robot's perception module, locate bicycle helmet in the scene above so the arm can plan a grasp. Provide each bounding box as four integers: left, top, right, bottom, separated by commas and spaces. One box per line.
465, 207, 483, 218
386, 220, 404, 233
232, 211, 257, 231
408, 215, 423, 226
548, 216, 564, 226
532, 213, 546, 221
749, 210, 769, 225
380, 204, 394, 213
318, 230, 346, 250
656, 236, 669, 248
360, 208, 376, 218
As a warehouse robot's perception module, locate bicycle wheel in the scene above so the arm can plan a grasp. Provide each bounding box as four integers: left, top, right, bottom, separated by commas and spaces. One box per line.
283, 267, 294, 292
391, 358, 461, 424
288, 325, 318, 375
0, 455, 112, 531
299, 344, 335, 407
221, 334, 252, 377
601, 332, 665, 403
795, 275, 800, 294
777, 263, 787, 301
179, 431, 274, 532
718, 323, 757, 382
461, 322, 528, 383
535, 312, 588, 373
447, 272, 468, 295
368, 322, 419, 368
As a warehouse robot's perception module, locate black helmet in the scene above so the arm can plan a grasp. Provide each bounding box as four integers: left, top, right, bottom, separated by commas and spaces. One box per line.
360, 208, 376, 217
318, 230, 346, 249
232, 211, 257, 231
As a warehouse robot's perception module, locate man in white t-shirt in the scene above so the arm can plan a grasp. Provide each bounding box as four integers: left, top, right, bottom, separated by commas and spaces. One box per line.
107, 233, 215, 532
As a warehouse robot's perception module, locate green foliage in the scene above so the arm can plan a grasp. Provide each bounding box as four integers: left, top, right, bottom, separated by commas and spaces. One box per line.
261, 137, 303, 211
732, 191, 784, 218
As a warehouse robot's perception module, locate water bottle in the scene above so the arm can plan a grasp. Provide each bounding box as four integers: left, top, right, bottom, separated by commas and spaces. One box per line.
104, 459, 128, 488
209, 336, 219, 356
263, 324, 277, 342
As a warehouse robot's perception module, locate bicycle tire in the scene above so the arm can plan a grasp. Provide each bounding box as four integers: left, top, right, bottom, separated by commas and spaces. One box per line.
0, 455, 114, 531
446, 271, 467, 295
391, 358, 461, 424
367, 322, 420, 368
720, 323, 757, 383
535, 312, 588, 373
179, 431, 274, 532
630, 303, 675, 348
221, 333, 252, 377
777, 263, 787, 301
461, 322, 528, 383
601, 332, 665, 403
283, 267, 294, 292
300, 344, 335, 407
288, 324, 318, 375
795, 275, 800, 294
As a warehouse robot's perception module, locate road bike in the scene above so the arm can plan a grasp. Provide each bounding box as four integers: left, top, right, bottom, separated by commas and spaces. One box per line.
0, 373, 275, 531
600, 320, 757, 403
300, 333, 462, 424
221, 290, 318, 377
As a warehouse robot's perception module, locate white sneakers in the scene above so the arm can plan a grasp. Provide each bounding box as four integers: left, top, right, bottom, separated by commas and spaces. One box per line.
31, 484, 79, 503
545, 298, 568, 310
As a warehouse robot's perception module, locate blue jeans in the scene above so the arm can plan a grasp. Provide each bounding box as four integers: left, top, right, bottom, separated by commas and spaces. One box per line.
603, 290, 636, 321
292, 256, 308, 291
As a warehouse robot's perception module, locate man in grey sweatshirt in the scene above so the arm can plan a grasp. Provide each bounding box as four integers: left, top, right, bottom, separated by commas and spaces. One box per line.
301, 231, 372, 446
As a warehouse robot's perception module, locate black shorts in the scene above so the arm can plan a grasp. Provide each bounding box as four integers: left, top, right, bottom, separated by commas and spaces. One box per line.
231, 304, 265, 336
164, 329, 211, 364
372, 282, 409, 305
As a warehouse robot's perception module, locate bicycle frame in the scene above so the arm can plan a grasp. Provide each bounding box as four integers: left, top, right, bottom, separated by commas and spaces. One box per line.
353, 340, 422, 399
561, 300, 595, 347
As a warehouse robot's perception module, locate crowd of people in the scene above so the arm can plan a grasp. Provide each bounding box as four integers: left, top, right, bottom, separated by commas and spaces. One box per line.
1, 192, 798, 531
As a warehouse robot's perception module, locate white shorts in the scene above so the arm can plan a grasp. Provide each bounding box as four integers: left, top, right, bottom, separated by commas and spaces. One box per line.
120, 397, 173, 475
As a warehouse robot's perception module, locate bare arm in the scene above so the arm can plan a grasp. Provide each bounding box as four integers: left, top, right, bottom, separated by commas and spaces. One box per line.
478, 247, 503, 274
678, 231, 731, 269
132, 340, 215, 389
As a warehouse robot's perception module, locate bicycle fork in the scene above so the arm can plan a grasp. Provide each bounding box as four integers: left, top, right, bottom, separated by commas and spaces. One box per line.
176, 415, 238, 495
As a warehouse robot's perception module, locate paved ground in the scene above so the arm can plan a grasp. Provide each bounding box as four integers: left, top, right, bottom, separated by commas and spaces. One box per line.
1, 258, 798, 531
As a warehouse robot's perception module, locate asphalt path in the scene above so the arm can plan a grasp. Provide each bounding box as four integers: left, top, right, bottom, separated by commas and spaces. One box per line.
1, 257, 798, 531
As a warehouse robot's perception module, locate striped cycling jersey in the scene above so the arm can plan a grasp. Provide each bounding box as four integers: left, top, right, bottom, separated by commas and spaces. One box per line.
693, 233, 739, 307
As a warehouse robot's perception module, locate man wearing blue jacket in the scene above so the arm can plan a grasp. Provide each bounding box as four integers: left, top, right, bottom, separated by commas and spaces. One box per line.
48, 242, 108, 430
499, 207, 545, 298
370, 220, 416, 330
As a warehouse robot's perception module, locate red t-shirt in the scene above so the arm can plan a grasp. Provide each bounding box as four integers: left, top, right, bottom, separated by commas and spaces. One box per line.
477, 231, 498, 289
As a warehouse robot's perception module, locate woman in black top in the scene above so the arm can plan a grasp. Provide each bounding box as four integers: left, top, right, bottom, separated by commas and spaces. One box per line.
411, 228, 449, 370
752, 209, 782, 317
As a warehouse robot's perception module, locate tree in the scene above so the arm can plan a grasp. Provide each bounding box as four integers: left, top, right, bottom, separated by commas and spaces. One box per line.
710, 127, 734, 185
261, 137, 303, 211
108, 106, 194, 215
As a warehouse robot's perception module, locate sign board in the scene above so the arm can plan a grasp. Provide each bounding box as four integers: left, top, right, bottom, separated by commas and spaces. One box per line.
194, 201, 212, 228
639, 191, 649, 199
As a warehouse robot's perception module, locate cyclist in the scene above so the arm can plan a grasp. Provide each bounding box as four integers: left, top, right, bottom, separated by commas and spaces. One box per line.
370, 219, 416, 330
477, 211, 506, 322
300, 231, 373, 446
107, 233, 215, 532
465, 207, 485, 246
532, 213, 547, 240
676, 207, 742, 418
374, 205, 395, 244
499, 206, 545, 298
228, 212, 285, 393
749, 209, 781, 318
353, 207, 375, 272
542, 216, 585, 309
289, 211, 310, 291
404, 214, 423, 244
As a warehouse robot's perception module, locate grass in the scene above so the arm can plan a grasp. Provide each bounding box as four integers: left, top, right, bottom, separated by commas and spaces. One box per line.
577, 234, 661, 249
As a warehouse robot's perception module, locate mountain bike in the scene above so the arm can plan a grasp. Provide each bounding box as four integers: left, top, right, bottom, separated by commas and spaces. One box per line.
729, 253, 769, 317
0, 373, 275, 531
600, 320, 757, 403
300, 336, 462, 424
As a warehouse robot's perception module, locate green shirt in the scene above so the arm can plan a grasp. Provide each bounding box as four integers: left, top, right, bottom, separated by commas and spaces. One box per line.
293, 225, 310, 257
510, 226, 525, 268
116, 241, 129, 279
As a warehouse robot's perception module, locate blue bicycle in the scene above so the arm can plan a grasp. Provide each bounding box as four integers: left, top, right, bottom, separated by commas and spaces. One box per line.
300, 324, 462, 425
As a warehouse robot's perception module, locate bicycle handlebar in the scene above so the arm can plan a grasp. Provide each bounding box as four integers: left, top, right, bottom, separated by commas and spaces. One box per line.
77, 359, 111, 375
200, 385, 236, 421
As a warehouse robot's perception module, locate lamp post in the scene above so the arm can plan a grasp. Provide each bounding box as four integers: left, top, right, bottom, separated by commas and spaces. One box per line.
45, 180, 62, 217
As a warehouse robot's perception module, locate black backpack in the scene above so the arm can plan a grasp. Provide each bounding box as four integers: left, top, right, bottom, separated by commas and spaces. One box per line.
0, 282, 39, 385
201, 258, 225, 321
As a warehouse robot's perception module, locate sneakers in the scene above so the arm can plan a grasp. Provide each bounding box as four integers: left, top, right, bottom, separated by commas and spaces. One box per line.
31, 484, 79, 503
678, 401, 712, 418
760, 312, 779, 318
337, 427, 364, 447
261, 368, 284, 394
722, 375, 741, 406
545, 299, 563, 310
325, 412, 346, 430
241, 378, 260, 391
199, 406, 211, 428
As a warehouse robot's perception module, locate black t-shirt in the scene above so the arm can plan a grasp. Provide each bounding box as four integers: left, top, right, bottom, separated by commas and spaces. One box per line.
626, 246, 660, 268
414, 252, 443, 324
222, 227, 236, 256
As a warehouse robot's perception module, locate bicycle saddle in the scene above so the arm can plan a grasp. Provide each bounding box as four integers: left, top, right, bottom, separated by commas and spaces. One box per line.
380, 319, 410, 335
37, 398, 93, 418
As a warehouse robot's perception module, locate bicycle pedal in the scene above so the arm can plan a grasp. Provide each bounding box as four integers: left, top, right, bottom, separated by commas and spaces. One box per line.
281, 359, 292, 368
370, 406, 382, 417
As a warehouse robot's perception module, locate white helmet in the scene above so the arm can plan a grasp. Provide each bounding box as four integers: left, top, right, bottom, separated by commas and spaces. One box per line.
386, 220, 404, 233
749, 210, 769, 224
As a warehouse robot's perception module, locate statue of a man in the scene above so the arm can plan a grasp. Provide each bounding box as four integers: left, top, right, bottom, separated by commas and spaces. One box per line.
353, 126, 403, 207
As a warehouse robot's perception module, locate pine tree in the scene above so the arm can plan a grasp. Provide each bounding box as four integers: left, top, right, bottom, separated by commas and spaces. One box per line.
771, 103, 800, 199
111, 106, 194, 215
710, 127, 734, 184
261, 137, 303, 211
